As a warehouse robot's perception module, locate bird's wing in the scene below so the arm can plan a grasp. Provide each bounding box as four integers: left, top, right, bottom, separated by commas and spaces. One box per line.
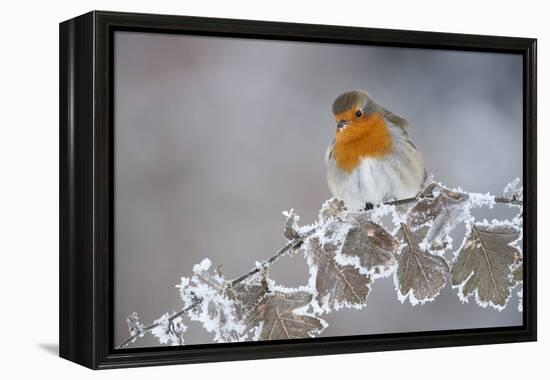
325, 139, 335, 167
382, 108, 408, 131
383, 108, 428, 187
383, 108, 424, 152
382, 108, 414, 142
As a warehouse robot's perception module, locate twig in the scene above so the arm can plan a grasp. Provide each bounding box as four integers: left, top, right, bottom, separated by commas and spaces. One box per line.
494, 196, 523, 206
384, 194, 522, 207
116, 304, 194, 349
384, 196, 417, 206
230, 227, 317, 286
116, 230, 314, 349
230, 196, 431, 287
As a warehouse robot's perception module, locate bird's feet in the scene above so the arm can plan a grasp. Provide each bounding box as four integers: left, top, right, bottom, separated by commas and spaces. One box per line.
363, 202, 374, 211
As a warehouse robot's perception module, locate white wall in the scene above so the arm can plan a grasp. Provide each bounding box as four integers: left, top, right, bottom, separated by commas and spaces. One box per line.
0, 0, 546, 378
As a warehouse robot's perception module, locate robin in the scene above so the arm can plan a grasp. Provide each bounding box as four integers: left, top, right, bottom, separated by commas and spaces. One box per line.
325, 90, 426, 210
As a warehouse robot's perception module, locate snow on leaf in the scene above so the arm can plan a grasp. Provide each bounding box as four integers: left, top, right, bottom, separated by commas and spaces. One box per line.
512, 261, 523, 313
517, 288, 523, 312
341, 213, 399, 277
503, 178, 523, 203
369, 203, 399, 225
395, 225, 449, 305
319, 198, 346, 222
177, 259, 247, 343
229, 273, 270, 319
282, 209, 301, 241
305, 235, 371, 312
126, 312, 144, 337
151, 313, 187, 346
451, 223, 521, 310
407, 185, 470, 245
513, 262, 523, 282
244, 289, 325, 340
232, 282, 268, 310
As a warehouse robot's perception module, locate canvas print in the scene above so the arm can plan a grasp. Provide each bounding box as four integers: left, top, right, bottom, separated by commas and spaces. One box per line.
114, 31, 523, 349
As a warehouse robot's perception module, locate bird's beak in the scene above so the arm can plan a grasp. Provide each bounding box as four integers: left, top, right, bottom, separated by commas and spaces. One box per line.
337, 120, 349, 131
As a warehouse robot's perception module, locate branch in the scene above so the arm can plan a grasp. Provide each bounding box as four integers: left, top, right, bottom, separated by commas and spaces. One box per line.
230, 227, 317, 286
388, 190, 522, 207
116, 186, 522, 349
494, 196, 523, 205
116, 229, 315, 349
117, 305, 194, 349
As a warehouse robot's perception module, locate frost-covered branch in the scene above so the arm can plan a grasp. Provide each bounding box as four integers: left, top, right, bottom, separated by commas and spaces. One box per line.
116, 230, 316, 349
230, 227, 317, 286
117, 178, 523, 349
118, 305, 194, 349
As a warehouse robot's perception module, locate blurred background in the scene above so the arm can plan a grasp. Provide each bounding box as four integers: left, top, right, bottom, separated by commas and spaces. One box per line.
114, 31, 523, 348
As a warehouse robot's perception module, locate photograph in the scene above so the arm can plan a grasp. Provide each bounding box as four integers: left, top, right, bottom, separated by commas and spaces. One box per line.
113, 30, 525, 349
1, 0, 545, 377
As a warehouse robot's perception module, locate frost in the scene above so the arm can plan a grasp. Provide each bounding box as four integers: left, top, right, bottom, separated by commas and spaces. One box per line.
193, 258, 212, 273
118, 178, 524, 349
179, 262, 248, 343
370, 203, 403, 226
319, 198, 346, 222
151, 313, 187, 346
282, 208, 301, 240
304, 236, 371, 313
244, 289, 326, 340
282, 209, 295, 218
467, 192, 496, 209
512, 262, 523, 312
127, 312, 144, 337
407, 185, 470, 247
451, 223, 521, 311
394, 225, 449, 305
503, 178, 523, 203
338, 214, 399, 278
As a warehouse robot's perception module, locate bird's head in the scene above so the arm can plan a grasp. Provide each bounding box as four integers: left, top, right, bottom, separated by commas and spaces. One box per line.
332, 90, 386, 145
330, 90, 394, 170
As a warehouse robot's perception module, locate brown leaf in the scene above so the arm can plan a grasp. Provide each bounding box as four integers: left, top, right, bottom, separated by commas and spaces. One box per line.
513, 262, 523, 282
320, 198, 346, 221
451, 223, 521, 309
283, 211, 301, 240
407, 186, 469, 243
244, 290, 324, 340
307, 235, 371, 311
189, 267, 246, 342
395, 225, 449, 304
341, 213, 399, 275
229, 276, 269, 318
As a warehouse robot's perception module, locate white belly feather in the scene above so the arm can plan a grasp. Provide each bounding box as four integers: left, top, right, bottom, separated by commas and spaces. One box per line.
327, 158, 418, 209
326, 135, 425, 210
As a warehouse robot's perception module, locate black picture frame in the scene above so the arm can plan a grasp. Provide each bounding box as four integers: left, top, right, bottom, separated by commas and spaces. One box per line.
59, 10, 537, 370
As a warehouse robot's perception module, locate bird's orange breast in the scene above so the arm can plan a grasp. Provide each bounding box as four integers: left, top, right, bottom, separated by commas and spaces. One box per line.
332, 112, 393, 173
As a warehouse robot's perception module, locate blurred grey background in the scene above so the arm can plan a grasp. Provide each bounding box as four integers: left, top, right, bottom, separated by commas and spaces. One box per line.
114, 31, 523, 348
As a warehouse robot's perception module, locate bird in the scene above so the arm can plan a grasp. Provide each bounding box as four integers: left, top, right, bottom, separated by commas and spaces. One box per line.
325, 90, 426, 210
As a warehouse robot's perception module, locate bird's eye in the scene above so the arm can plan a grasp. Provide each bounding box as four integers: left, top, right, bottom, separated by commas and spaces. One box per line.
355, 109, 363, 118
